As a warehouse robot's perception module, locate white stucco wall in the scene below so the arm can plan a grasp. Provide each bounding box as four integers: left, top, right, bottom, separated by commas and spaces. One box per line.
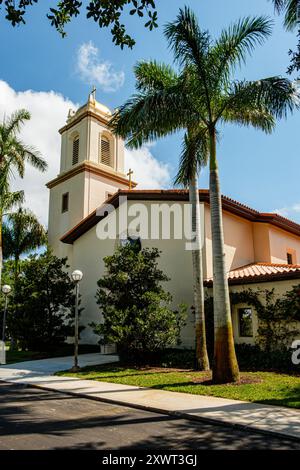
62, 199, 300, 349
68, 200, 207, 347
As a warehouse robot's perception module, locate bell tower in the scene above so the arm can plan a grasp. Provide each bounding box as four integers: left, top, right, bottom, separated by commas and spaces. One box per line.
47, 91, 134, 258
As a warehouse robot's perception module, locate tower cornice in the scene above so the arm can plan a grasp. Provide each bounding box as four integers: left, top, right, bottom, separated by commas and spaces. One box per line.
46, 161, 137, 189
59, 109, 112, 135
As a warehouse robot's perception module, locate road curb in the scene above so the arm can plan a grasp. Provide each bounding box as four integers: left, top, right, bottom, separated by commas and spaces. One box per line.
15, 379, 300, 444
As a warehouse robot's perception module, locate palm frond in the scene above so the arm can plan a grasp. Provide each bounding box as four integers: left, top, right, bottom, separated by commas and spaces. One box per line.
164, 6, 210, 67
1, 190, 25, 214
134, 61, 179, 92
164, 7, 213, 117
222, 106, 275, 133
272, 0, 287, 13
211, 16, 273, 84
3, 109, 31, 138
283, 0, 298, 31
4, 145, 26, 178
224, 77, 300, 120
110, 85, 196, 148
3, 207, 46, 260
271, 0, 298, 31
14, 140, 48, 173
174, 128, 209, 186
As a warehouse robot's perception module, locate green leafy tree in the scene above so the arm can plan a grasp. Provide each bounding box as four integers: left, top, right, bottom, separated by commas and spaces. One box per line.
0, 0, 158, 48
0, 109, 47, 286
92, 244, 186, 361
112, 7, 299, 383
3, 207, 47, 286
7, 250, 81, 351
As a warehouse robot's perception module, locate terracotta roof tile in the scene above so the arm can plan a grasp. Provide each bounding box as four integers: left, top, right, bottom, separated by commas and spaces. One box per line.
204, 262, 300, 286
61, 189, 300, 244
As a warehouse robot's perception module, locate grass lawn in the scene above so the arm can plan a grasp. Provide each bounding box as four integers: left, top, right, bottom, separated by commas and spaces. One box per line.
56, 363, 300, 410
6, 350, 45, 364
5, 344, 99, 364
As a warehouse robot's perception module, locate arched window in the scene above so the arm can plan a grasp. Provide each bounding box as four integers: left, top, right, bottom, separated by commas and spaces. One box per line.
72, 136, 79, 165
100, 135, 112, 167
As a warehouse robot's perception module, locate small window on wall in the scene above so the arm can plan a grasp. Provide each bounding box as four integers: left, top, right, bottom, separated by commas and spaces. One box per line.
238, 308, 253, 338
100, 135, 112, 167
72, 137, 79, 165
287, 252, 294, 265
62, 193, 69, 213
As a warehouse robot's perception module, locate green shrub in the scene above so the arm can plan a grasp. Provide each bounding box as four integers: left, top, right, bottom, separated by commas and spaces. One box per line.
235, 344, 297, 372
92, 245, 186, 362
5, 250, 84, 351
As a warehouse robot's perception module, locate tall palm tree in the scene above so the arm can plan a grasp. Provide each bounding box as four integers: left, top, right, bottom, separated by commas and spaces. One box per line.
0, 190, 24, 288
112, 61, 210, 371
177, 131, 210, 370
3, 208, 47, 285
272, 0, 299, 30
0, 109, 47, 286
112, 7, 299, 383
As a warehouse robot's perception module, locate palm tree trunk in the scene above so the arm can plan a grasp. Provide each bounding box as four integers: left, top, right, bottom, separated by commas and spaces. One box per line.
189, 172, 210, 371
14, 254, 19, 288
0, 213, 2, 289
209, 127, 239, 384
10, 253, 20, 351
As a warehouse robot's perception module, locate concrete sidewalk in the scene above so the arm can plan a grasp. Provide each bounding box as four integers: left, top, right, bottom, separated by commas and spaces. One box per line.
1, 355, 300, 441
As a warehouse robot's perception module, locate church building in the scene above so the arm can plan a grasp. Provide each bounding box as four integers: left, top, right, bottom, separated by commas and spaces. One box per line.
47, 96, 300, 348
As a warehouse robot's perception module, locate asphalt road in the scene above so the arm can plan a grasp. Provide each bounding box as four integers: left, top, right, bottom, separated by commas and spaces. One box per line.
0, 381, 299, 450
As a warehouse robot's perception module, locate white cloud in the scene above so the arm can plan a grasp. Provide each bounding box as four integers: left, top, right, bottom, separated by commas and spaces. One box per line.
125, 145, 171, 189
77, 41, 125, 92
274, 204, 300, 221
0, 81, 170, 226
0, 80, 76, 226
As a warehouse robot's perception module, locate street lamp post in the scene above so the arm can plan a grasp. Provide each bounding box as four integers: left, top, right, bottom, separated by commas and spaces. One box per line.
1, 284, 12, 365
71, 270, 83, 372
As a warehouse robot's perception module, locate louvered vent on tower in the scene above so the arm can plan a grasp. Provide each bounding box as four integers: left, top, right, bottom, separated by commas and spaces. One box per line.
72, 137, 79, 165
100, 136, 112, 167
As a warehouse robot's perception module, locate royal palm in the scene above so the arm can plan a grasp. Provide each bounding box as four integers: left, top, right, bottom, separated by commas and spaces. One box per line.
113, 61, 210, 370
3, 208, 47, 285
0, 109, 47, 285
112, 7, 299, 383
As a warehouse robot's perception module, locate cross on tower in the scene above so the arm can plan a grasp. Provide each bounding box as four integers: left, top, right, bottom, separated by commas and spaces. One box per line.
89, 85, 96, 102
127, 168, 134, 190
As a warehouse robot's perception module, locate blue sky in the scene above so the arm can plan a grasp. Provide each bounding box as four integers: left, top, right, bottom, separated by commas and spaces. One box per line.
0, 0, 299, 222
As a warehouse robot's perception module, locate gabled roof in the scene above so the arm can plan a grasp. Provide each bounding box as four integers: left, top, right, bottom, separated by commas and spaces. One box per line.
61, 189, 300, 245
204, 262, 300, 286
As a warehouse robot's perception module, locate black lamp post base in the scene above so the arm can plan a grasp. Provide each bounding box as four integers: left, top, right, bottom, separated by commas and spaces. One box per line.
70, 365, 81, 373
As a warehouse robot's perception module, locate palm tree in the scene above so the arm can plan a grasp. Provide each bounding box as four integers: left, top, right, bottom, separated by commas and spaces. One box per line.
177, 131, 210, 370
112, 7, 299, 383
3, 208, 47, 285
0, 109, 47, 285
0, 190, 24, 288
112, 61, 210, 371
272, 0, 299, 30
